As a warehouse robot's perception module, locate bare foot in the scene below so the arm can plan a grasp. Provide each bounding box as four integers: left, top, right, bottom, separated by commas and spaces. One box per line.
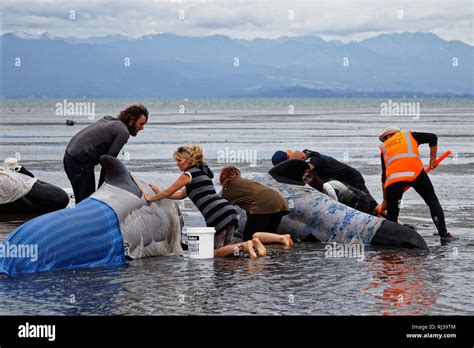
252, 238, 267, 257
242, 241, 257, 260
280, 234, 293, 247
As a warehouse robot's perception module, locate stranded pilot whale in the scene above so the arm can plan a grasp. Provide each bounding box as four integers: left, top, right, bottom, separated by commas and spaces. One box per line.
0, 155, 183, 276
242, 160, 428, 249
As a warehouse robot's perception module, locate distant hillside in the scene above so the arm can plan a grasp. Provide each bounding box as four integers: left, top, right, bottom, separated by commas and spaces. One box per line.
1, 32, 472, 98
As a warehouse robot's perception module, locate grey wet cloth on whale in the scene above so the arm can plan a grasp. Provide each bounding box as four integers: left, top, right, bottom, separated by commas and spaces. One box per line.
91, 180, 183, 259
245, 173, 383, 244
326, 180, 356, 203
0, 169, 38, 204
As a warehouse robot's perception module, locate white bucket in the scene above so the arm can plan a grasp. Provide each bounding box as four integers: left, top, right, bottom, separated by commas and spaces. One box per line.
186, 227, 216, 259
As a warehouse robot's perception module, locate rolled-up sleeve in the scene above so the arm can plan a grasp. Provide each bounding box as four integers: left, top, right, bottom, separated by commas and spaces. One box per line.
412, 132, 438, 147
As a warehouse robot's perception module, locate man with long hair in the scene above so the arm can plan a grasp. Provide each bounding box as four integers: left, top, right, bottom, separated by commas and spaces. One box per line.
63, 104, 148, 203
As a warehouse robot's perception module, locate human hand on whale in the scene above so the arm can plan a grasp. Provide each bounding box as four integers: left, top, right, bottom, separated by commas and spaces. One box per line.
141, 184, 160, 202
149, 184, 160, 194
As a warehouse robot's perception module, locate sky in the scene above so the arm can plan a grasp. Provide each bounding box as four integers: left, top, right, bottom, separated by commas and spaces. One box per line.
1, 0, 473, 44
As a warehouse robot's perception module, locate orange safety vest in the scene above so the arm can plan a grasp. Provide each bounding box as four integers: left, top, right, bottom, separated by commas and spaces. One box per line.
379, 130, 424, 188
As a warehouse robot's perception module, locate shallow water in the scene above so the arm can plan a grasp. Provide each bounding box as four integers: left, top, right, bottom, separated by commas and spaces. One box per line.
0, 98, 473, 315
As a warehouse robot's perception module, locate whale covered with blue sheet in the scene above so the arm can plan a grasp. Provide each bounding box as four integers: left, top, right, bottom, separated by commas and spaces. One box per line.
244, 173, 381, 244
0, 155, 183, 276
242, 164, 427, 249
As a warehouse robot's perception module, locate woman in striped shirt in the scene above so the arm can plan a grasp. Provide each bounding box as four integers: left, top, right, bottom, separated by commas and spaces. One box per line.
142, 145, 266, 259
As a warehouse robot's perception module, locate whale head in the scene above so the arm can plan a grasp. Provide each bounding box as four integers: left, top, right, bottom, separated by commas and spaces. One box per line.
91, 155, 183, 259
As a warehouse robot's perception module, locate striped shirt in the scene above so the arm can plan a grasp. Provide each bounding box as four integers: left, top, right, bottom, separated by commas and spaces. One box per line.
185, 166, 238, 234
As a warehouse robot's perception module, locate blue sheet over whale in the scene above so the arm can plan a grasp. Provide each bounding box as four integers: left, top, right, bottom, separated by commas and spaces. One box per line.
0, 198, 126, 276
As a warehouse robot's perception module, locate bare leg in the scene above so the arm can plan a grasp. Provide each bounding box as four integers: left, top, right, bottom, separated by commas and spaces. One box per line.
252, 238, 267, 257
214, 241, 257, 260
252, 232, 293, 246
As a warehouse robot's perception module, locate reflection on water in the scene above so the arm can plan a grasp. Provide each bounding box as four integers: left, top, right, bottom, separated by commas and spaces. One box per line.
1, 240, 472, 315
365, 250, 438, 315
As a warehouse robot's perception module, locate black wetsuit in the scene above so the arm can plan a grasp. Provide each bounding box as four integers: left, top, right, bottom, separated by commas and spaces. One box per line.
269, 160, 309, 186
303, 149, 376, 202
381, 132, 448, 239
63, 116, 130, 203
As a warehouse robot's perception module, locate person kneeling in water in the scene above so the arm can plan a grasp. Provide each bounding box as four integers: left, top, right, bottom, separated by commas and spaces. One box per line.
272, 148, 377, 204
141, 145, 266, 259
219, 166, 293, 247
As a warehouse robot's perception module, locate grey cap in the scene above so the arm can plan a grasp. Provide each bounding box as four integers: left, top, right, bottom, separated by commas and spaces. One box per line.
379, 126, 401, 142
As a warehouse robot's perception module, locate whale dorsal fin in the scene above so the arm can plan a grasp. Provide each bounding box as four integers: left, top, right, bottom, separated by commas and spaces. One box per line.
99, 154, 142, 197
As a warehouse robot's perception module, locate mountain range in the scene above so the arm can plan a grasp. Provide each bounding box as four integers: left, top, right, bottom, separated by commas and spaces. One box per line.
1, 31, 472, 98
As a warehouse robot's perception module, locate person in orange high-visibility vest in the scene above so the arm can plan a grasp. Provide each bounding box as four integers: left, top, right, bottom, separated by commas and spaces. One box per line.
379, 126, 453, 245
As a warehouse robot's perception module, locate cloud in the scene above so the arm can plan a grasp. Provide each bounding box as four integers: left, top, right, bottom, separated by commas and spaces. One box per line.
1, 0, 472, 44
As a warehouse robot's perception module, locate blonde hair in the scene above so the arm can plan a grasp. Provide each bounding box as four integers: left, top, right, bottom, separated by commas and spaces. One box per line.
173, 144, 206, 167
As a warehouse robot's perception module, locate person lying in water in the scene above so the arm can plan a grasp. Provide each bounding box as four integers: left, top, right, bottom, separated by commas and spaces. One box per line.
271, 159, 411, 226
141, 145, 266, 259
272, 148, 378, 206
219, 166, 293, 247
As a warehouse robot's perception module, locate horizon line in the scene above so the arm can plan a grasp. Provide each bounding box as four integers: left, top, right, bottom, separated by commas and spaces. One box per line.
2, 30, 473, 47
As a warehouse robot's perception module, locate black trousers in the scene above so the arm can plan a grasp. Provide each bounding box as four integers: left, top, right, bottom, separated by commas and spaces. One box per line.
347, 185, 379, 215
63, 154, 96, 204
352, 180, 377, 205
350, 192, 371, 214
385, 170, 447, 237
243, 211, 285, 241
